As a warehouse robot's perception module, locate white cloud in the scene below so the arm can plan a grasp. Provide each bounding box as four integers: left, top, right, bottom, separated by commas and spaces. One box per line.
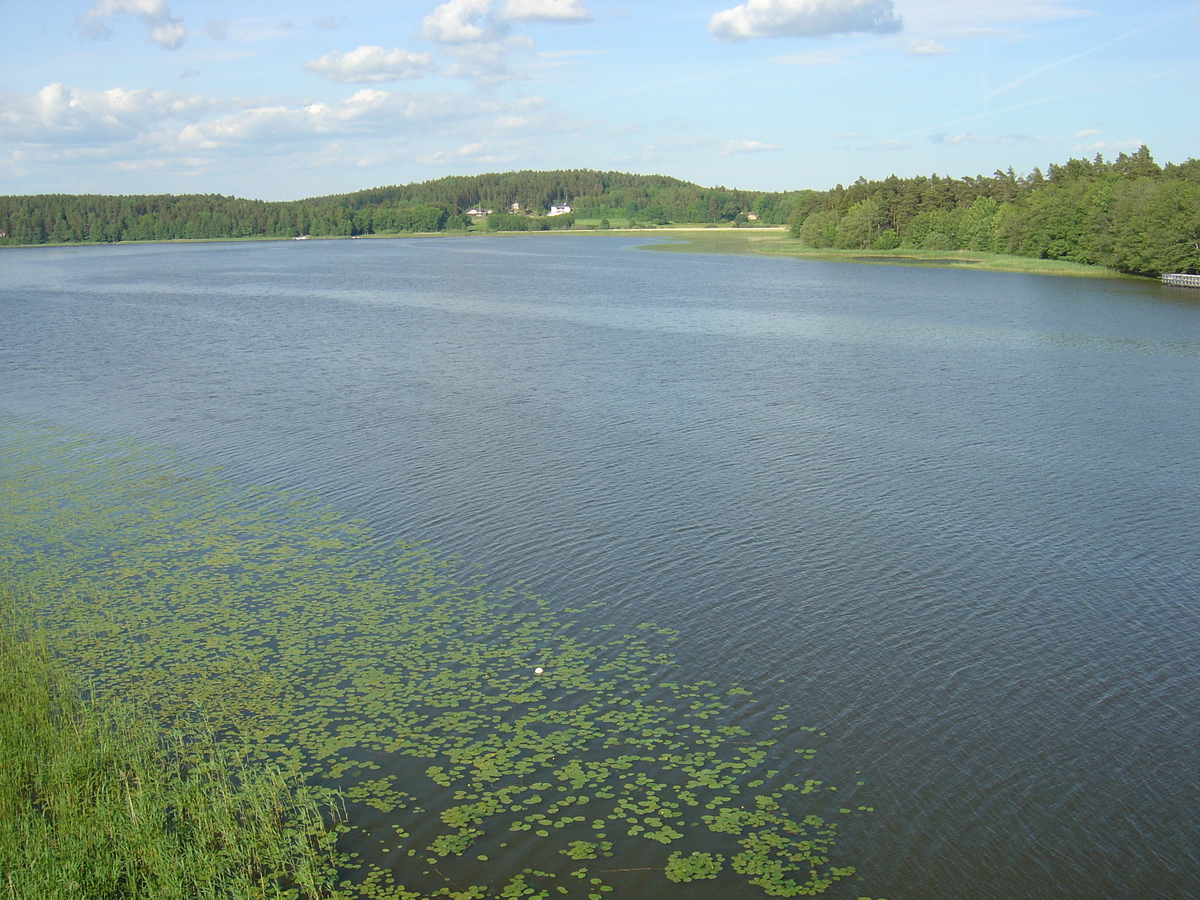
0, 80, 515, 159
441, 35, 536, 85
176, 90, 503, 148
422, 0, 499, 44
708, 0, 902, 42
418, 140, 506, 165
720, 139, 782, 155
419, 0, 591, 84
0, 83, 215, 144
149, 20, 187, 48
497, 0, 591, 22
305, 46, 436, 83
906, 39, 950, 55
82, 0, 188, 49
1074, 129, 1101, 138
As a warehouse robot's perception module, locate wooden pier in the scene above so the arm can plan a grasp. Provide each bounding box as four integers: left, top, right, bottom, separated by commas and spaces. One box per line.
1162, 273, 1200, 288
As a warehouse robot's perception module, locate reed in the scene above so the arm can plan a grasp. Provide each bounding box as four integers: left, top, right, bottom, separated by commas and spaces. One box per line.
0, 585, 344, 900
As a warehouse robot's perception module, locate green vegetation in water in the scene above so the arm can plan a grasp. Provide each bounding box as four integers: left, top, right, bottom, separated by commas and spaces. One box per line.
763, 242, 1125, 278
646, 230, 1125, 278
0, 417, 873, 899
0, 585, 342, 900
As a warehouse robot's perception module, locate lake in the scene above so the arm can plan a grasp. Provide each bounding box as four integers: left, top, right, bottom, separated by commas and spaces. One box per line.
2, 235, 1199, 899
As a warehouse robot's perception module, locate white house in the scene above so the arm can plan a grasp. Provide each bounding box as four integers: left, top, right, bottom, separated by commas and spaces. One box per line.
548, 204, 572, 217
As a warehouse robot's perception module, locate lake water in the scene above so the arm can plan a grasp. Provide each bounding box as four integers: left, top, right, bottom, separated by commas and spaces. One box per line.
2, 235, 1199, 899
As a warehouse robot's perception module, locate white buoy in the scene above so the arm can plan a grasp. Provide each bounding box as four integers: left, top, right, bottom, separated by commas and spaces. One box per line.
534, 667, 544, 675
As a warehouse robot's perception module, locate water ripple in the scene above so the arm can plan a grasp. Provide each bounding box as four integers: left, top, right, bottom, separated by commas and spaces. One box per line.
2, 238, 1199, 899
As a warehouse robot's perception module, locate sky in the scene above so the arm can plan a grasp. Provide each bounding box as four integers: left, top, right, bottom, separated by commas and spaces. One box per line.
1, 0, 1197, 200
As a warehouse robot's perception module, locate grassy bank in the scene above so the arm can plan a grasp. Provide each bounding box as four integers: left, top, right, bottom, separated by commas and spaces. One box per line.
0, 584, 344, 900
643, 229, 1129, 279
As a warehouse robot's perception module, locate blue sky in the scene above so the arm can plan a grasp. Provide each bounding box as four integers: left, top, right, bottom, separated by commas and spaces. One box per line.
1, 0, 1197, 200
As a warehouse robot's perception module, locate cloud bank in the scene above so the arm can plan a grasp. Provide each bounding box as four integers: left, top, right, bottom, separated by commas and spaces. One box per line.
422, 0, 501, 43
1, 83, 214, 143
177, 90, 487, 147
305, 47, 436, 83
421, 0, 590, 43
497, 0, 591, 22
708, 0, 902, 41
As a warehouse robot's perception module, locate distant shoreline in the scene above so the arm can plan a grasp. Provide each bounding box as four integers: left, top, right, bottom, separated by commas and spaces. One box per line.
1, 224, 1133, 280
638, 229, 1132, 280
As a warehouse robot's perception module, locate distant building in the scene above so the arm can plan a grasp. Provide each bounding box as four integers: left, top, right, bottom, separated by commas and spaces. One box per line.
466, 208, 493, 217
509, 202, 522, 213
548, 204, 572, 217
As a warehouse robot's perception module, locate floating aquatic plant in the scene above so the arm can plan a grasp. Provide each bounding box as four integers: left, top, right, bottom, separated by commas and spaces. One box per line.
665, 851, 726, 883
0, 417, 870, 899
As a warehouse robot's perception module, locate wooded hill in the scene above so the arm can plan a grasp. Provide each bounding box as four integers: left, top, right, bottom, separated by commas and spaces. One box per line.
1, 148, 1197, 277
0, 170, 803, 247
788, 146, 1200, 278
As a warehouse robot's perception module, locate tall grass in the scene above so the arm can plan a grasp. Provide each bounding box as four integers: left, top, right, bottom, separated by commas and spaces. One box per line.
0, 586, 344, 900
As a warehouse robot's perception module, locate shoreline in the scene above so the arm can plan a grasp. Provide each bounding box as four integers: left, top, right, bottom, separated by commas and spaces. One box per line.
0, 224, 1136, 280
637, 229, 1132, 280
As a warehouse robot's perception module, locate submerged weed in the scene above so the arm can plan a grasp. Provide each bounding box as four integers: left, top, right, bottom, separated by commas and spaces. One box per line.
0, 418, 866, 899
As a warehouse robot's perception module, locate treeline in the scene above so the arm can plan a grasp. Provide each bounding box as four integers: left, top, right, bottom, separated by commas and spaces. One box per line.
0, 170, 806, 246
0, 192, 457, 244
787, 146, 1200, 277
327, 169, 809, 226
484, 211, 576, 231
3, 152, 1197, 276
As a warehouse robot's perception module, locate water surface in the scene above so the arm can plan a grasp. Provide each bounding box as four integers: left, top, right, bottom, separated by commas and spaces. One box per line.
2, 236, 1199, 899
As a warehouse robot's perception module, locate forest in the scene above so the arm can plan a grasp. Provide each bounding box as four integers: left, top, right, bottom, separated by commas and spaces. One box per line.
0, 170, 789, 246
786, 146, 1200, 278
1, 147, 1197, 278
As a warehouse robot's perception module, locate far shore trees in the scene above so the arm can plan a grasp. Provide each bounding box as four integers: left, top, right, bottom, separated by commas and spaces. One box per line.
2, 148, 1196, 277
786, 147, 1200, 277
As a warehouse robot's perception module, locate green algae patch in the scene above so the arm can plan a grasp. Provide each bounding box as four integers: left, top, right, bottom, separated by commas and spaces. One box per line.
0, 417, 866, 899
